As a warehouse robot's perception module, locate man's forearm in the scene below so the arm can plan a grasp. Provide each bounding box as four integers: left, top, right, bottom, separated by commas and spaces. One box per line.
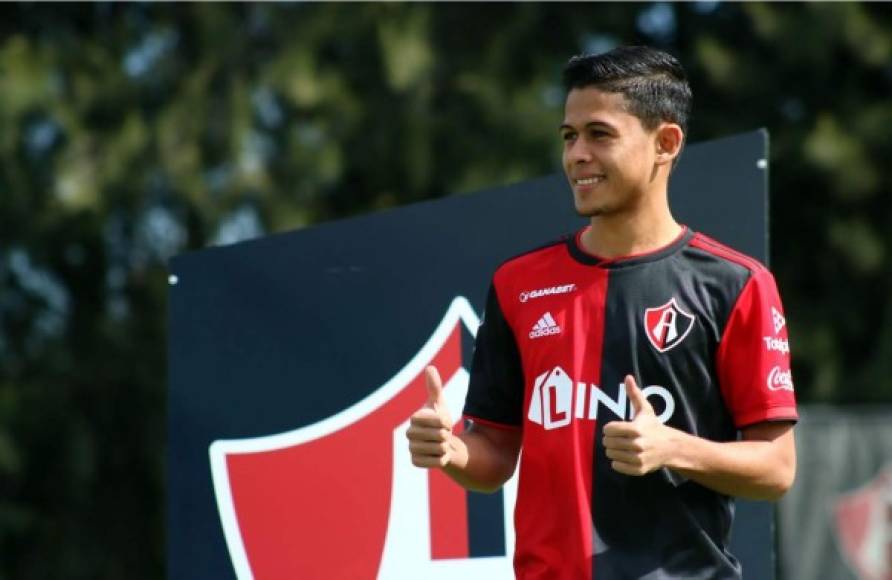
663, 425, 796, 500
441, 426, 521, 493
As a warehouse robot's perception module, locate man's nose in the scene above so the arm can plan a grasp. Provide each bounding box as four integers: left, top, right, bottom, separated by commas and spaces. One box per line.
566, 140, 592, 164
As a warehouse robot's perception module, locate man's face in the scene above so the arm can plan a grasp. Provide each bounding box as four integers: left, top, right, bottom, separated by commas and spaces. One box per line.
560, 87, 660, 218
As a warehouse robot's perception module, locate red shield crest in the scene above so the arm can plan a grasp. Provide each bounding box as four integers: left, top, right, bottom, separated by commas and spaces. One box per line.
644, 297, 696, 353
833, 464, 892, 580
209, 297, 517, 579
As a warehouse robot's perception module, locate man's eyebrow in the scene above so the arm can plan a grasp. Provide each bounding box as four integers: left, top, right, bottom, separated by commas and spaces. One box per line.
558, 121, 616, 132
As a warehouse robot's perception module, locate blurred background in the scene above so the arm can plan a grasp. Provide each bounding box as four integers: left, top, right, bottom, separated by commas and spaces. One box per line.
1, 3, 890, 579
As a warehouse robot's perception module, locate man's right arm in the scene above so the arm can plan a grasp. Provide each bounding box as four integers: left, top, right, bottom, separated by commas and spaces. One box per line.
407, 366, 522, 493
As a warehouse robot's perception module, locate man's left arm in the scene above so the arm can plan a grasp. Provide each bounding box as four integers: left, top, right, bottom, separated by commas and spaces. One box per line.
603, 375, 796, 501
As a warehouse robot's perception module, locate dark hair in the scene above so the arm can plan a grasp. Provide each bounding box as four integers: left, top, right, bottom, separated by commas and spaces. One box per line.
562, 46, 692, 137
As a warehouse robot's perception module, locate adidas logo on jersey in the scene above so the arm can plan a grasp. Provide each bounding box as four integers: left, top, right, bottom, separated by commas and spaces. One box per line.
529, 312, 561, 339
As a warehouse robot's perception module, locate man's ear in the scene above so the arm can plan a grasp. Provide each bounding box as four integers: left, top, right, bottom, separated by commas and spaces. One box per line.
654, 123, 684, 167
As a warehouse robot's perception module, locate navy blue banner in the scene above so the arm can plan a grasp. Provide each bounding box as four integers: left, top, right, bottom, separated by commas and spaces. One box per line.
168, 130, 772, 579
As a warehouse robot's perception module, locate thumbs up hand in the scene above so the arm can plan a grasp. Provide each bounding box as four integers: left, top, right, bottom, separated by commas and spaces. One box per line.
602, 375, 674, 476
407, 366, 457, 469
423, 365, 450, 417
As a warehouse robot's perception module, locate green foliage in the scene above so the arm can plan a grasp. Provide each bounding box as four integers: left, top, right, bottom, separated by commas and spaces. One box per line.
1, 3, 890, 577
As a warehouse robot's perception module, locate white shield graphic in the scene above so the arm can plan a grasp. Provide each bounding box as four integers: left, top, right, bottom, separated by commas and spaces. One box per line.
209, 297, 518, 579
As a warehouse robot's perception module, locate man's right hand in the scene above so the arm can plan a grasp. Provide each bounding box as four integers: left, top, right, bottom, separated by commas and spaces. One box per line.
406, 365, 521, 492
407, 365, 456, 469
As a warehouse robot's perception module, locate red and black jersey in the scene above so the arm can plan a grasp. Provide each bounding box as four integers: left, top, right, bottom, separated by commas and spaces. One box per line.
463, 226, 798, 580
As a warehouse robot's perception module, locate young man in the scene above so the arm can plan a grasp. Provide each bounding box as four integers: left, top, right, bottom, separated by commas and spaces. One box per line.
407, 46, 797, 579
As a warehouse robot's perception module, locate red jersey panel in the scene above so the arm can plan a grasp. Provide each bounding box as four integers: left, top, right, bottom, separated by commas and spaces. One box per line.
464, 227, 798, 580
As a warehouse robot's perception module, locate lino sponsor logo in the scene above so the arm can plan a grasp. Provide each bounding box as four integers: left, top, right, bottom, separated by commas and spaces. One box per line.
529, 312, 561, 339
763, 336, 790, 354
519, 284, 576, 303
527, 366, 676, 431
767, 366, 794, 391
771, 306, 786, 334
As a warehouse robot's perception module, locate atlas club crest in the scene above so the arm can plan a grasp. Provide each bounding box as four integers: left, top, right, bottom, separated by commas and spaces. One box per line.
644, 297, 696, 353
209, 298, 517, 580
833, 465, 892, 580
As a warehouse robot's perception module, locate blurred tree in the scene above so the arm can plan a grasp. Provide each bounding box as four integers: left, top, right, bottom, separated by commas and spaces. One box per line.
0, 2, 890, 578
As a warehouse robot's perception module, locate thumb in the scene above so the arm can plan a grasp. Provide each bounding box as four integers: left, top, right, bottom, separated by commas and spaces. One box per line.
424, 365, 445, 411
625, 375, 655, 420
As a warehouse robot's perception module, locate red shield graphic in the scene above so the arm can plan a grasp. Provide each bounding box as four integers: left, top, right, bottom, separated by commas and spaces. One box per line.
834, 464, 892, 580
209, 297, 516, 579
643, 297, 696, 353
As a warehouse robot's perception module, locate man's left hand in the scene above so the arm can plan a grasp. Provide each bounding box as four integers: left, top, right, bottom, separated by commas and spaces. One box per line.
602, 375, 675, 476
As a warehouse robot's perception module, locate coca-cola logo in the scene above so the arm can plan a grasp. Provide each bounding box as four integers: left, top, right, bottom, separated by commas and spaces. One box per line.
766, 366, 793, 391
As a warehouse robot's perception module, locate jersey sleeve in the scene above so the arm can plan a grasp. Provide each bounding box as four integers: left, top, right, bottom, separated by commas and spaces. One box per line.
716, 269, 798, 428
462, 283, 524, 428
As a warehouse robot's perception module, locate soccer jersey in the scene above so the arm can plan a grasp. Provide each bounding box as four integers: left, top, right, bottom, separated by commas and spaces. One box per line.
463, 226, 798, 580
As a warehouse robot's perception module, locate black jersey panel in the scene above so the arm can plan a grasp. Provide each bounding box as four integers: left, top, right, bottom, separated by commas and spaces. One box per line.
680, 244, 754, 343
463, 284, 525, 427
591, 257, 745, 579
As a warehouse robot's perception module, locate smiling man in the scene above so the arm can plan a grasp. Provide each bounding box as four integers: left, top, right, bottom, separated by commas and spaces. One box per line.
407, 46, 798, 579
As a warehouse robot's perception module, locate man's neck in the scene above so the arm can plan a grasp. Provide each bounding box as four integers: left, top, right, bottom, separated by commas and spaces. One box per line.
580, 207, 682, 260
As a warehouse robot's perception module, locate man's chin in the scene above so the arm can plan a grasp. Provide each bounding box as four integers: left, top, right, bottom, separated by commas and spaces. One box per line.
573, 192, 611, 217
574, 204, 608, 218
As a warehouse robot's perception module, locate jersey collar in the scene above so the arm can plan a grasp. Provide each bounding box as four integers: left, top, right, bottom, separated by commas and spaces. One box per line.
566, 226, 694, 268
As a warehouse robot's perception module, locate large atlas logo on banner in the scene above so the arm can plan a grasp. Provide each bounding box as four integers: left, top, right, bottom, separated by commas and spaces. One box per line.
833, 464, 892, 580
209, 297, 518, 579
